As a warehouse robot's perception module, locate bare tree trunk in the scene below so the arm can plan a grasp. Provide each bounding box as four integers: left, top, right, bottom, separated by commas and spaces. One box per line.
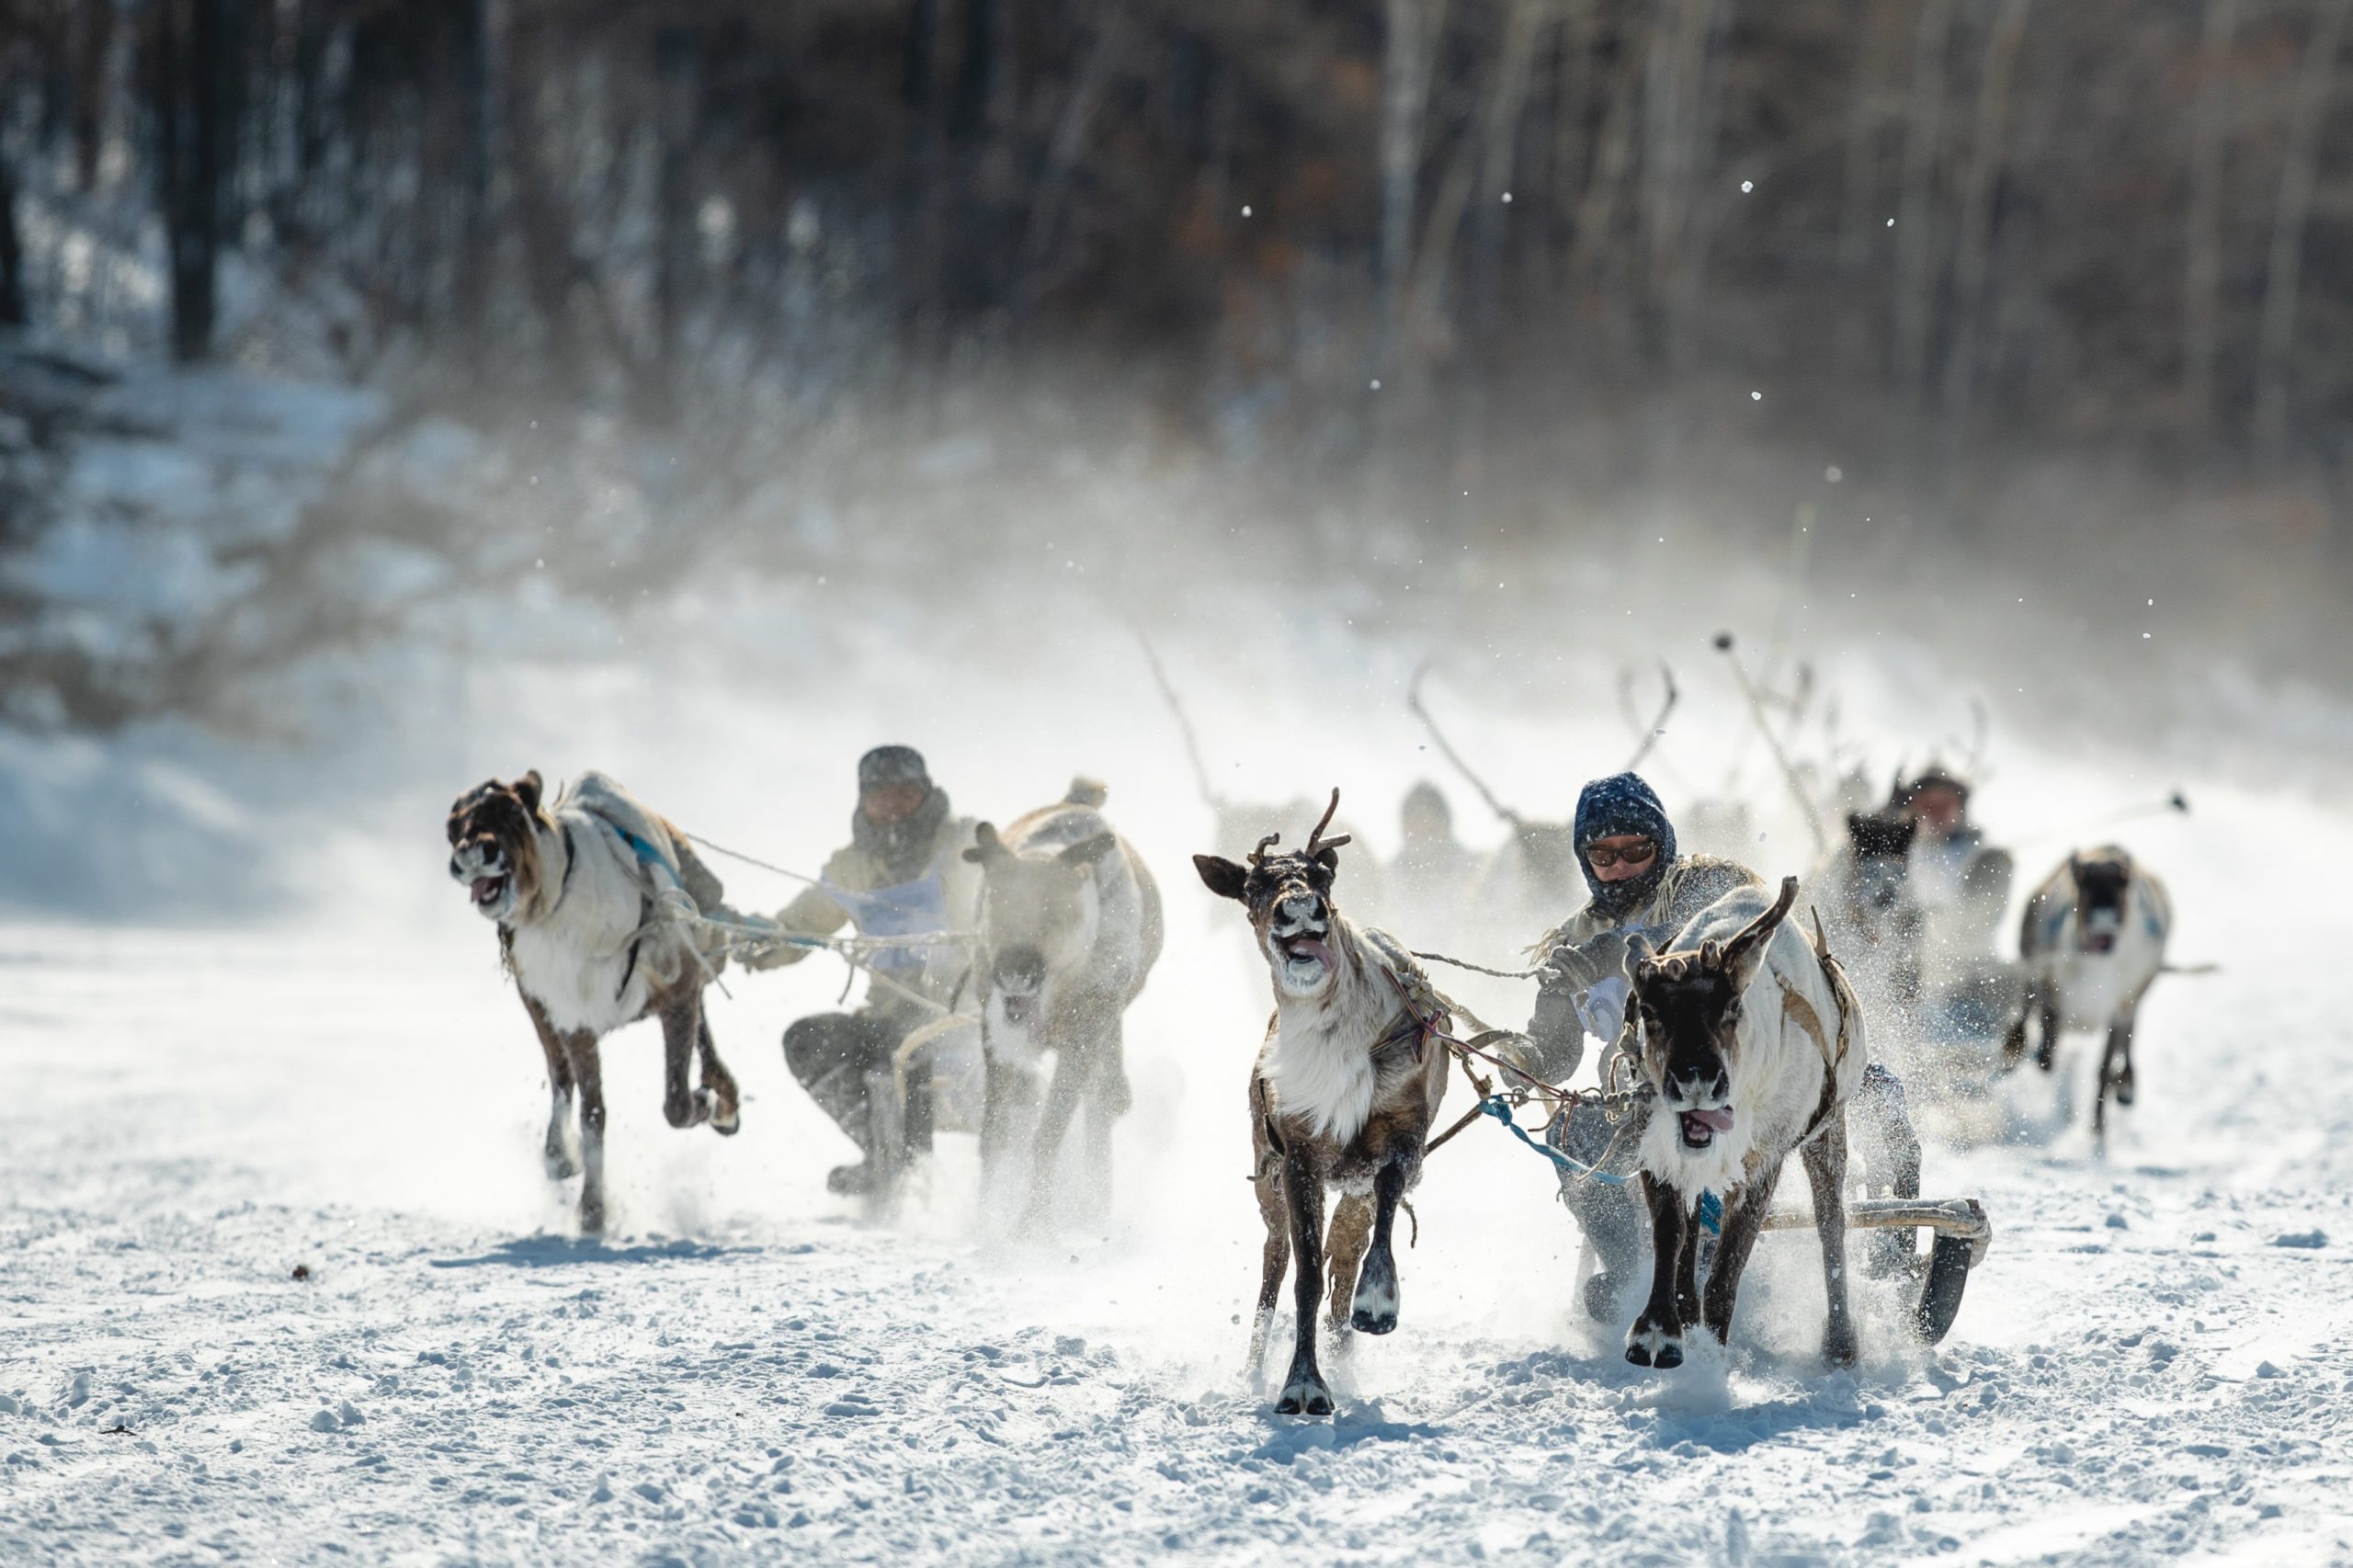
1836, 0, 1905, 369
1020, 3, 1132, 294
1378, 0, 1446, 374
156, 0, 231, 364
0, 148, 21, 328
648, 25, 699, 424
1414, 0, 1544, 346
2183, 0, 2238, 437
1938, 0, 2030, 460
1638, 0, 1729, 370
1567, 14, 1642, 330
1549, 0, 1597, 278
2253, 0, 2350, 467
456, 0, 494, 333
1890, 0, 1954, 401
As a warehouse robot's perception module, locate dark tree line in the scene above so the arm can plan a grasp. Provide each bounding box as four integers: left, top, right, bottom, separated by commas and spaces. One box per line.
5, 0, 2353, 484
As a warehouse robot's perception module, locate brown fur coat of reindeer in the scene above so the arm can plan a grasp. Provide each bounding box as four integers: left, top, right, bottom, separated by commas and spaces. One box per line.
1621, 876, 1868, 1369
1195, 792, 1449, 1416
447, 770, 740, 1233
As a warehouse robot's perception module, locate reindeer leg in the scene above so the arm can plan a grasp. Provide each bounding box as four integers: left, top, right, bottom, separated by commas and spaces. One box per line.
1019, 1026, 1093, 1231
2091, 1027, 2114, 1144
658, 994, 712, 1128
1700, 1166, 1783, 1346
980, 1058, 1040, 1221
2109, 1006, 2137, 1107
695, 1008, 741, 1135
1249, 1156, 1290, 1389
563, 1031, 608, 1234
2035, 991, 2060, 1074
1801, 1118, 1859, 1368
1998, 979, 2031, 1071
522, 993, 579, 1180
1276, 1149, 1333, 1415
1076, 1017, 1130, 1221
1323, 1192, 1372, 1346
1349, 1155, 1413, 1335
1627, 1174, 1692, 1369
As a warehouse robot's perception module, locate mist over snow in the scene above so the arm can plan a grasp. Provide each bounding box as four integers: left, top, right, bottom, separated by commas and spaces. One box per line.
0, 358, 2347, 1566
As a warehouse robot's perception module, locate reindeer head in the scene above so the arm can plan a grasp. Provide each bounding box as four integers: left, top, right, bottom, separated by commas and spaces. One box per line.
1624, 877, 1799, 1153
447, 771, 554, 925
1842, 806, 1919, 928
1193, 789, 1353, 999
2070, 850, 2133, 954
964, 822, 1120, 1033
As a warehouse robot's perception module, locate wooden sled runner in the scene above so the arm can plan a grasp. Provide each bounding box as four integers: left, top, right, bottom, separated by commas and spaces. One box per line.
1757, 1195, 1991, 1344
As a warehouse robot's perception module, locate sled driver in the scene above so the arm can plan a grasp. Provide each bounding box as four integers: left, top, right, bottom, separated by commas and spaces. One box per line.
745, 745, 981, 1198
1518, 773, 1919, 1320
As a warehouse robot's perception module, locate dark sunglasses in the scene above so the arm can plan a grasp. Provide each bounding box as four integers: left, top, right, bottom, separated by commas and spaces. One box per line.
1586, 839, 1659, 869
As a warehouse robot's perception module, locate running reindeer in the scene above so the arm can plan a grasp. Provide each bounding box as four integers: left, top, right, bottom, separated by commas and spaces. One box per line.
1195, 791, 1451, 1415
1805, 803, 1926, 1028
2004, 847, 2172, 1140
1622, 876, 1869, 1369
965, 779, 1163, 1230
446, 771, 741, 1233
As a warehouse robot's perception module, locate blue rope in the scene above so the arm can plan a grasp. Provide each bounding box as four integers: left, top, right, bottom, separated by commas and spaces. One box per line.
1474, 1096, 1725, 1233
1477, 1096, 1631, 1187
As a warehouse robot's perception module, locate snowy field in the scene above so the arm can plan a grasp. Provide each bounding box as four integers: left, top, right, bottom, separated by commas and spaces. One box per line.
6, 610, 2353, 1568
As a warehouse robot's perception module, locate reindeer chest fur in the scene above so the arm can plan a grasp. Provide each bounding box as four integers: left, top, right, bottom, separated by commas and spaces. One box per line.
506, 817, 679, 1037
1256, 955, 1415, 1158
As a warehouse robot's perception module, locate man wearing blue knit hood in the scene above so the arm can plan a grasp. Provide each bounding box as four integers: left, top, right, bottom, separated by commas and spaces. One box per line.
1518, 772, 1764, 1320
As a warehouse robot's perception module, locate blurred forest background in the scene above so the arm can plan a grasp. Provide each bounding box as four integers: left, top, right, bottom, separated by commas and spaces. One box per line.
0, 0, 2348, 735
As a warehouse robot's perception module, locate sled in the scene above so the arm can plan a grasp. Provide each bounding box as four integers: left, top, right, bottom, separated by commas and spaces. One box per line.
1757, 1195, 1991, 1344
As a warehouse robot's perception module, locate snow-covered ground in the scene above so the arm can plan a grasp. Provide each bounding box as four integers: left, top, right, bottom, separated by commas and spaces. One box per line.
6, 584, 2353, 1566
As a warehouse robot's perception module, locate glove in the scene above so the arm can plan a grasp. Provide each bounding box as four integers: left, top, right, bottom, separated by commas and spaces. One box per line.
1538, 929, 1632, 996
734, 913, 815, 971
1576, 976, 1631, 1040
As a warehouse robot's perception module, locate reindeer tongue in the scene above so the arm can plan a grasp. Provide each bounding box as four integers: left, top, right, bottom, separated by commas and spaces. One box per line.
472, 878, 501, 904
1686, 1108, 1735, 1133
1287, 937, 1335, 969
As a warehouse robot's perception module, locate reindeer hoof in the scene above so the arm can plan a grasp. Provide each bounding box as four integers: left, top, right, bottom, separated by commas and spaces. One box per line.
1823, 1330, 1859, 1369
578, 1196, 607, 1235
544, 1149, 581, 1181
1349, 1278, 1400, 1336
1626, 1324, 1683, 1369
1275, 1375, 1334, 1416
710, 1101, 741, 1136
2112, 1069, 2135, 1107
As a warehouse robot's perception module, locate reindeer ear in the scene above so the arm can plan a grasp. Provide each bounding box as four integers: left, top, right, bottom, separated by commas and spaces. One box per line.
1059, 832, 1119, 869
1193, 854, 1249, 902
1700, 938, 1725, 970
516, 771, 543, 815
1723, 876, 1799, 983
1313, 844, 1345, 874
963, 822, 1008, 866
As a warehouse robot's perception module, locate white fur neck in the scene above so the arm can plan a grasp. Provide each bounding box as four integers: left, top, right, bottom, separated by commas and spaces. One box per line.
1256, 915, 1397, 1145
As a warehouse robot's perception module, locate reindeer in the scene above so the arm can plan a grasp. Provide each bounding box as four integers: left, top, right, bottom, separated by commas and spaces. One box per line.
1194, 791, 1451, 1415
1804, 805, 1927, 1028
964, 779, 1163, 1229
446, 771, 740, 1233
1621, 876, 1869, 1369
2004, 847, 2172, 1140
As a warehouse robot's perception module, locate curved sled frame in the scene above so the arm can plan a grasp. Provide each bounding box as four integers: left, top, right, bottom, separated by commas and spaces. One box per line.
1758, 1197, 1991, 1345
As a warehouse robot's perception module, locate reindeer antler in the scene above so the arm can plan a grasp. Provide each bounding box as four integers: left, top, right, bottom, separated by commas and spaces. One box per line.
1248, 832, 1281, 866
1305, 788, 1351, 856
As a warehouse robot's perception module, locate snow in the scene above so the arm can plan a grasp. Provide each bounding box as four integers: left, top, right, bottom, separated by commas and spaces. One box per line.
6, 432, 2353, 1562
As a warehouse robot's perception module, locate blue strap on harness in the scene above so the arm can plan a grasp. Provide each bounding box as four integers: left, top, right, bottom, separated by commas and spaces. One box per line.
1476, 1096, 1724, 1233
1478, 1096, 1631, 1187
